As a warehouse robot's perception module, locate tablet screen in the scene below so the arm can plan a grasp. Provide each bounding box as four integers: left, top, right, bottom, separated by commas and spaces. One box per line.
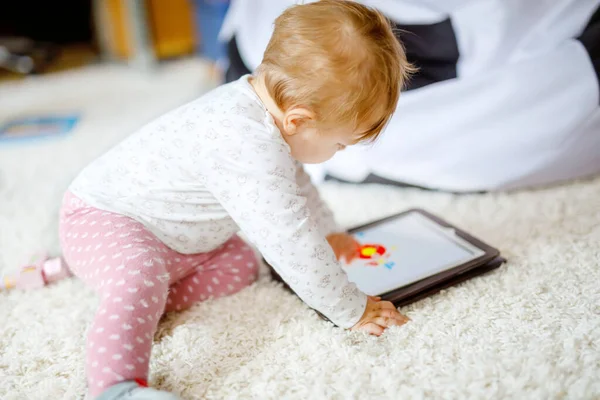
344, 212, 485, 295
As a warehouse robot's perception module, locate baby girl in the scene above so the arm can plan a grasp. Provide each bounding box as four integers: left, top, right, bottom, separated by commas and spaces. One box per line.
60, 1, 413, 398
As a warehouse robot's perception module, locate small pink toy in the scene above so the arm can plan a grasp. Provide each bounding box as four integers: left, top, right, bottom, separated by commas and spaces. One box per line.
1, 253, 72, 291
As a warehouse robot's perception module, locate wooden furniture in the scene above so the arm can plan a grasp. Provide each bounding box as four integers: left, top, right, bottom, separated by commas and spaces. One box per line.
94, 0, 197, 68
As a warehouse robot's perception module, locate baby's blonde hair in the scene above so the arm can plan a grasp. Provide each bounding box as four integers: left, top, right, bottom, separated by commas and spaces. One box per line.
256, 0, 415, 142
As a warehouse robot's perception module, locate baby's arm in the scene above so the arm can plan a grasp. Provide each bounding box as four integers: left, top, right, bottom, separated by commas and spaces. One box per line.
198, 134, 366, 328
294, 162, 359, 262
294, 161, 340, 237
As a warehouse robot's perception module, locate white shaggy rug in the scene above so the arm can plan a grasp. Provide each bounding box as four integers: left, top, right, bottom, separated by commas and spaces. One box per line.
1, 60, 599, 400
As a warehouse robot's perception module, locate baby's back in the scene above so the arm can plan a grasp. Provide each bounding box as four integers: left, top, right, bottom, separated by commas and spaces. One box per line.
69, 76, 272, 254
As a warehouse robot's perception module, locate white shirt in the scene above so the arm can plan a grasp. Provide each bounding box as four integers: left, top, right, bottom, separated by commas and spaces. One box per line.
70, 76, 367, 328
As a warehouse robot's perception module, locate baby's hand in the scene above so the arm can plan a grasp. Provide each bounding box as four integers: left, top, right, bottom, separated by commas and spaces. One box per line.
326, 233, 360, 264
351, 296, 409, 336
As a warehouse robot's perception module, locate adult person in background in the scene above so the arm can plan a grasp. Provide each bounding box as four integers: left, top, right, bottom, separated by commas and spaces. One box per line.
220, 0, 600, 192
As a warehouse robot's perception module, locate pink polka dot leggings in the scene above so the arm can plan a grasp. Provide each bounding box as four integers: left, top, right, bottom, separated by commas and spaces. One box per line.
59, 192, 259, 397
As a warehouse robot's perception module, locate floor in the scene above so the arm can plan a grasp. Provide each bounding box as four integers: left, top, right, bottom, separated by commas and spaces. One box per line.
0, 60, 599, 400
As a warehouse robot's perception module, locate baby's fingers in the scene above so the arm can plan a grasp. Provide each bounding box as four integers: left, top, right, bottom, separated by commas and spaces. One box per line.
344, 251, 357, 264
376, 308, 410, 324
359, 322, 385, 336
371, 316, 406, 328
341, 248, 358, 264
375, 300, 398, 311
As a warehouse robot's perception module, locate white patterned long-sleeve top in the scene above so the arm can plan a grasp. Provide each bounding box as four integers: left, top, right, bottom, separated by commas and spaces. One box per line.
69, 76, 367, 328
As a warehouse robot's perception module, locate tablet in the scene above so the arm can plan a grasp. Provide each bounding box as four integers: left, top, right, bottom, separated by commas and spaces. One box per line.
268, 208, 503, 314
345, 210, 488, 296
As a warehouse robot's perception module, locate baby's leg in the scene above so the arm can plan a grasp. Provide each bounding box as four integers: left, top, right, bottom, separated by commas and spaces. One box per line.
165, 235, 259, 313
60, 196, 186, 397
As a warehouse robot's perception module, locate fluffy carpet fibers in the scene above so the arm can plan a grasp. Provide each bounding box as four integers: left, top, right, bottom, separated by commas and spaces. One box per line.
1, 61, 599, 400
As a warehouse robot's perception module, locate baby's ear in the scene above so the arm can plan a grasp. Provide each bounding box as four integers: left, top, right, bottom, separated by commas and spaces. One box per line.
282, 107, 315, 136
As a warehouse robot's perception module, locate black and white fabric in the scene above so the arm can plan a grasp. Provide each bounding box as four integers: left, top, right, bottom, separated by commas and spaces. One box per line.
220, 0, 600, 192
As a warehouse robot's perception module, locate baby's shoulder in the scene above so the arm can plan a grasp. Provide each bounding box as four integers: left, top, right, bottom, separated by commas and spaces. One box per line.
194, 79, 266, 122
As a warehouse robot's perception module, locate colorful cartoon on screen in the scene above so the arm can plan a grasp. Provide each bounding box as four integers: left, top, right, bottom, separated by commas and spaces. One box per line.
354, 232, 397, 270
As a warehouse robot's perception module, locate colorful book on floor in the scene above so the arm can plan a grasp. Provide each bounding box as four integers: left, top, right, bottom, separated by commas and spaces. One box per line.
0, 114, 79, 143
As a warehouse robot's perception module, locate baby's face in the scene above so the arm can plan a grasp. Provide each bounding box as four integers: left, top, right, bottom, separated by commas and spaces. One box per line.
284, 124, 361, 164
